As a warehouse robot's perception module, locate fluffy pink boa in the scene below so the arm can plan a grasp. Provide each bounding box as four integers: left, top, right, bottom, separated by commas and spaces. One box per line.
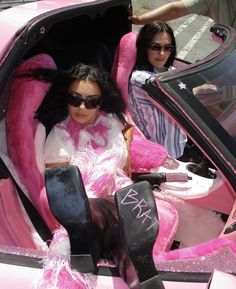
56, 112, 109, 150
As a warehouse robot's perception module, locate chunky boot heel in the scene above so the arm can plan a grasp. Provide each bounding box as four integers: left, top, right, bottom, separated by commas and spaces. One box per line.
115, 181, 165, 289
45, 165, 101, 273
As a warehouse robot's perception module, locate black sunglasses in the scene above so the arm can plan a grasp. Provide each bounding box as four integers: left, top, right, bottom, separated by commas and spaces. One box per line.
148, 43, 175, 53
67, 92, 102, 109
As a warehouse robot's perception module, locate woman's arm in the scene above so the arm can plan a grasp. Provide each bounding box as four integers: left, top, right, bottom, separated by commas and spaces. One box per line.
129, 1, 187, 25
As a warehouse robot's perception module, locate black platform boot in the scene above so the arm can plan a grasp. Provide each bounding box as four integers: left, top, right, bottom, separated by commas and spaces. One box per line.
45, 165, 101, 273
115, 181, 165, 289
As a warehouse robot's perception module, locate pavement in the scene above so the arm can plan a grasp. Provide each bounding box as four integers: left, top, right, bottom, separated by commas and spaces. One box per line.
131, 0, 219, 63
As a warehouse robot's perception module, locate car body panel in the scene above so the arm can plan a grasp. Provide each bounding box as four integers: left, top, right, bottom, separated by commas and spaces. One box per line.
1, 1, 236, 288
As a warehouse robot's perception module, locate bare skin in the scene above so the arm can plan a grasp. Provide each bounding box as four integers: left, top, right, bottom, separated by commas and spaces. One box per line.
45, 161, 69, 168
129, 1, 187, 25
122, 124, 133, 177
147, 31, 173, 70
68, 79, 101, 125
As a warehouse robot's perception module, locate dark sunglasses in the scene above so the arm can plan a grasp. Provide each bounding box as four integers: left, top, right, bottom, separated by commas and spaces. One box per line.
66, 92, 102, 109
148, 43, 175, 53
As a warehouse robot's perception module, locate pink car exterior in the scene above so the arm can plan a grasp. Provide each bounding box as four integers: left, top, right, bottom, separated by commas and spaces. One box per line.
1, 1, 236, 289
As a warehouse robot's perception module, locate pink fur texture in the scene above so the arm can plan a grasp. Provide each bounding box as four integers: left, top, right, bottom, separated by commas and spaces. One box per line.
37, 228, 89, 289
7, 54, 58, 230
130, 134, 168, 172
154, 199, 179, 253
112, 31, 137, 106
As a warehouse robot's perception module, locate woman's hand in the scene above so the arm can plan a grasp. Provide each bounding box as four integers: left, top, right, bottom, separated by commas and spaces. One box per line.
128, 14, 142, 25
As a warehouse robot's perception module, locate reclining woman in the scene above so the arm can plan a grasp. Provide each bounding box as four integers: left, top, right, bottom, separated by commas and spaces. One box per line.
24, 62, 168, 288
129, 21, 187, 158
34, 63, 133, 192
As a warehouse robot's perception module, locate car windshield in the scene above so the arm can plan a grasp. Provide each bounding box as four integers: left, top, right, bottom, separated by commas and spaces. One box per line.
192, 54, 236, 142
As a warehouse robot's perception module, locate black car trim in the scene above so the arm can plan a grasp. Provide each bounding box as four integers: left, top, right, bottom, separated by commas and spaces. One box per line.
0, 252, 43, 269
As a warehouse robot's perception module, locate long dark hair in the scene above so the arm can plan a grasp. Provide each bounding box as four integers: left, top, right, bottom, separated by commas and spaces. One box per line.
25, 63, 127, 132
135, 21, 176, 71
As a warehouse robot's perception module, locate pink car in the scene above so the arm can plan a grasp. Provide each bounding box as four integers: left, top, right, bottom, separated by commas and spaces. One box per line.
0, 1, 236, 289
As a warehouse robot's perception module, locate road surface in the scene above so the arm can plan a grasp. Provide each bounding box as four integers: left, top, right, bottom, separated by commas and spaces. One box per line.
132, 0, 219, 63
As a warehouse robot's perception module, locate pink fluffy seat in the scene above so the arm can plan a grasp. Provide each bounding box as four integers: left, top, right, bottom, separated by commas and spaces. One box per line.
7, 54, 58, 231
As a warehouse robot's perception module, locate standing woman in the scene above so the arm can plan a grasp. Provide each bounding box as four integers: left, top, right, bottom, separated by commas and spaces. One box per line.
129, 21, 187, 158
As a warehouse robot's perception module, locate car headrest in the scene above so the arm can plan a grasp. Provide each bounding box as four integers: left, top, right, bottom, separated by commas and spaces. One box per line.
6, 53, 57, 230
112, 31, 138, 106
111, 32, 168, 170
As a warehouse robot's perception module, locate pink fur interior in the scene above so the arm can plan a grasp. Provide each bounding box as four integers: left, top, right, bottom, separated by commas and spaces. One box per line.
130, 134, 168, 172
154, 199, 179, 253
7, 54, 58, 230
111, 32, 168, 170
6, 42, 236, 267
112, 31, 138, 106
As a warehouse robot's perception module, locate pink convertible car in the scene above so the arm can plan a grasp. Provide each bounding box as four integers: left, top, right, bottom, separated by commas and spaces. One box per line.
0, 1, 236, 289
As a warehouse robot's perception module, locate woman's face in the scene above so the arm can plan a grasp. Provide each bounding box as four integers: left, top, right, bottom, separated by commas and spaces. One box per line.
67, 79, 101, 125
147, 31, 173, 70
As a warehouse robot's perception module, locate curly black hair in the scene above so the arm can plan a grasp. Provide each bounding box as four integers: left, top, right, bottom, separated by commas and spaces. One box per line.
135, 21, 176, 71
22, 63, 127, 133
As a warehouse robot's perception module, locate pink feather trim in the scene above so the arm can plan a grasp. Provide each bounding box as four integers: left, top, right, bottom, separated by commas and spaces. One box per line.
56, 113, 109, 149
36, 228, 94, 289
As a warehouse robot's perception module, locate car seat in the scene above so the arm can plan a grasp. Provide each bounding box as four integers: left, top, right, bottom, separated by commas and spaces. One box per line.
112, 32, 179, 252
6, 53, 58, 232
112, 32, 169, 172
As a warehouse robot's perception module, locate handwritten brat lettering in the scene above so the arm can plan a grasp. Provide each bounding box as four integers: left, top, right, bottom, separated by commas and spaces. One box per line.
120, 188, 158, 231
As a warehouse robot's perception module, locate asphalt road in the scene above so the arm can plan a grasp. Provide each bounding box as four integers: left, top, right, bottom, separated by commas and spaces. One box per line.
132, 0, 219, 63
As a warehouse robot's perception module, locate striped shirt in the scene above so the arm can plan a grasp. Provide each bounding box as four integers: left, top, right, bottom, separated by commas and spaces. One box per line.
129, 69, 187, 158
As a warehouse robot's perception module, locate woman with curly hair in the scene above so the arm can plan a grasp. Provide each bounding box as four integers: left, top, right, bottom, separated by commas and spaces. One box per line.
32, 63, 133, 198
